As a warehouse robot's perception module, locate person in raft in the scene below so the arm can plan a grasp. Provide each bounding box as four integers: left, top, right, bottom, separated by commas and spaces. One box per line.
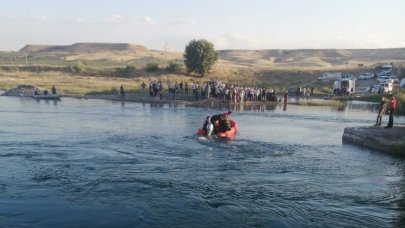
51, 85, 57, 94
215, 113, 231, 133
210, 111, 232, 131
202, 116, 214, 136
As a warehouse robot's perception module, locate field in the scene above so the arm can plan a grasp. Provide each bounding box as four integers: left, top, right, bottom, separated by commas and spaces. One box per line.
1, 43, 404, 114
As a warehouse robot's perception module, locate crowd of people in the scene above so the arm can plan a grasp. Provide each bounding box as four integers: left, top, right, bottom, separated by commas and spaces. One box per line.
143, 79, 287, 103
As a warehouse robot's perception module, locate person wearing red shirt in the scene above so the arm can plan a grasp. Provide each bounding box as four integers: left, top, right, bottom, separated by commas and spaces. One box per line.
385, 95, 397, 128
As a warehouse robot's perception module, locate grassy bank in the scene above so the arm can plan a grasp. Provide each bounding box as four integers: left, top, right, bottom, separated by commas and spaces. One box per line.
353, 89, 405, 115
1, 66, 404, 116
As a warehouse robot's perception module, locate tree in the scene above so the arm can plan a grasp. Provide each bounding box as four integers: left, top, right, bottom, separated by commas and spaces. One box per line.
184, 39, 218, 76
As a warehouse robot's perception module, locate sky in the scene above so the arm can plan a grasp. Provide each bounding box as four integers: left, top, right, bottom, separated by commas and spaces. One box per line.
1, 0, 405, 51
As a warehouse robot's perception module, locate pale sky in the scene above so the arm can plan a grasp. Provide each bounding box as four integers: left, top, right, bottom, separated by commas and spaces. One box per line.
1, 0, 405, 51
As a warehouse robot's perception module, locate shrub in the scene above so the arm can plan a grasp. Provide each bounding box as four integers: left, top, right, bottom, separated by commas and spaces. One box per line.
69, 61, 86, 73
145, 62, 160, 72
166, 62, 182, 73
116, 65, 136, 77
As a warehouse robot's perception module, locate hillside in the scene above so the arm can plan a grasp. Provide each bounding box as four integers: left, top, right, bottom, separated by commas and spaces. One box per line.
218, 48, 405, 69
0, 43, 403, 70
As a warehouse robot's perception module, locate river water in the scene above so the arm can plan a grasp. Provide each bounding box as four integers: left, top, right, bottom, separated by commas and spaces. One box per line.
1, 96, 405, 227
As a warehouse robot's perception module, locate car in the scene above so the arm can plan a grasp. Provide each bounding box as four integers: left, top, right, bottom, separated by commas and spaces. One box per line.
358, 73, 374, 80
377, 76, 389, 83
368, 84, 380, 93
341, 74, 353, 80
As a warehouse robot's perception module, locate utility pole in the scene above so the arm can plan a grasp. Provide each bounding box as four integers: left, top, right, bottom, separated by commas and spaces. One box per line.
164, 41, 168, 68
25, 54, 28, 66
10, 56, 14, 66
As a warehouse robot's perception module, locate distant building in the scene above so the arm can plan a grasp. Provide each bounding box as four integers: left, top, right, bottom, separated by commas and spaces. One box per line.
357, 63, 364, 67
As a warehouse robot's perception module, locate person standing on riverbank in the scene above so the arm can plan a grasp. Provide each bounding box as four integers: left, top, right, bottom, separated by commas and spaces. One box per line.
385, 95, 396, 128
120, 84, 125, 98
141, 82, 146, 91
283, 90, 288, 104
374, 97, 386, 126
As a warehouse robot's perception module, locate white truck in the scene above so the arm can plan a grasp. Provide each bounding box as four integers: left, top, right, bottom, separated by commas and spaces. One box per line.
333, 78, 355, 95
319, 72, 342, 81
341, 79, 355, 95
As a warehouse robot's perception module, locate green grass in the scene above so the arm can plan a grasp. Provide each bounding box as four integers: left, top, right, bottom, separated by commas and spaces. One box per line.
85, 88, 141, 95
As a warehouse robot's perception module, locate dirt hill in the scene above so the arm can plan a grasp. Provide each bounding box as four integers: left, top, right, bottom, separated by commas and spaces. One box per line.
218, 48, 405, 69
11, 43, 405, 70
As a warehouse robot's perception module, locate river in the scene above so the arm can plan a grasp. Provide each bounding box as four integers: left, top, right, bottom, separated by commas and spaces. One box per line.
1, 96, 405, 227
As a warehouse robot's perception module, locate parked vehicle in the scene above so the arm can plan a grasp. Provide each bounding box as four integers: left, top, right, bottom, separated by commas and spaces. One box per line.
401, 78, 405, 88
377, 64, 393, 76
358, 73, 374, 80
377, 76, 389, 83
368, 84, 380, 93
319, 72, 341, 81
341, 74, 354, 80
379, 82, 393, 94
333, 79, 355, 95
341, 79, 355, 95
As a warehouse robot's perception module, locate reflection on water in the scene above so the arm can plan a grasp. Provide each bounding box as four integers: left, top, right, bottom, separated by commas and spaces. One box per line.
184, 99, 380, 114
34, 98, 61, 106
0, 96, 404, 227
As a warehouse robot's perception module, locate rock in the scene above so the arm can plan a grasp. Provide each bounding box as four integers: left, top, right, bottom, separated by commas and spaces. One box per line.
2, 85, 39, 96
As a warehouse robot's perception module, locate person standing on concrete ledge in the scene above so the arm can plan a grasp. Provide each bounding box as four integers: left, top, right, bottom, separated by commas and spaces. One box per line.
385, 95, 397, 128
374, 97, 386, 126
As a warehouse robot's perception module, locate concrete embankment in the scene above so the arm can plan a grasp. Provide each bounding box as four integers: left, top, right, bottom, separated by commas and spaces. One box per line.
343, 126, 405, 156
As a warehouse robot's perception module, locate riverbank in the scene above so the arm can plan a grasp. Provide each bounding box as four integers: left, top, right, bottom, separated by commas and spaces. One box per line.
343, 126, 405, 156
0, 85, 327, 109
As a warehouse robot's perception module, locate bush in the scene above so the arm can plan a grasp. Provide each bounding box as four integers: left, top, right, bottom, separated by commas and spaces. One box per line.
116, 65, 136, 77
318, 86, 332, 94
69, 61, 86, 73
166, 62, 182, 73
145, 62, 160, 72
